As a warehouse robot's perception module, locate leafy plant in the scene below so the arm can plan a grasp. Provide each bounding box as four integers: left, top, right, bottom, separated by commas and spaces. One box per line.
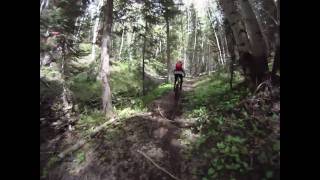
74, 151, 86, 164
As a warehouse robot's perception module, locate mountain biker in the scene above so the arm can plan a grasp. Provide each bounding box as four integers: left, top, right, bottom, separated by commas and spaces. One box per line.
173, 60, 185, 90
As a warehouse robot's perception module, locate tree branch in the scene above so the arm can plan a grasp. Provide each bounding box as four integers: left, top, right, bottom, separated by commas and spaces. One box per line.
137, 150, 180, 180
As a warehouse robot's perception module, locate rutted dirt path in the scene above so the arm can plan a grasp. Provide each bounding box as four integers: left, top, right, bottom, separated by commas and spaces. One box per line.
42, 77, 205, 180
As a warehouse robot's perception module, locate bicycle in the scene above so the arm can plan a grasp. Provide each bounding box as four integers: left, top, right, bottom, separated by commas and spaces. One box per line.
174, 77, 182, 100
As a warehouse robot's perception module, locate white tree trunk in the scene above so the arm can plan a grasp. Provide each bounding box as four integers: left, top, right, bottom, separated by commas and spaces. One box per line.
40, 0, 49, 14
159, 40, 162, 56
118, 29, 125, 60
156, 36, 159, 58
208, 12, 224, 66
219, 31, 226, 65
191, 14, 197, 76
91, 0, 104, 61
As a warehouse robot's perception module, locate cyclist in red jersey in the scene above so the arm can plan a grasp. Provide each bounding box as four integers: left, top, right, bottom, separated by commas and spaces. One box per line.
173, 60, 185, 90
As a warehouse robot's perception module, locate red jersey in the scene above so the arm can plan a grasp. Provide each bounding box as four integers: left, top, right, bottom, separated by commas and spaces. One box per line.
175, 62, 183, 71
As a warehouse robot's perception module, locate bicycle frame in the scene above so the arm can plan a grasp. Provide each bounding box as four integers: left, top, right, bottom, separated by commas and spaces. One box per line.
174, 78, 182, 99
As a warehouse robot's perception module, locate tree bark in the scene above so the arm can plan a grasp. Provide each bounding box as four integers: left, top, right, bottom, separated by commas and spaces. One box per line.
218, 0, 250, 53
166, 17, 172, 83
100, 0, 113, 117
142, 18, 147, 95
219, 0, 266, 88
239, 0, 269, 83
224, 21, 236, 89
271, 0, 280, 84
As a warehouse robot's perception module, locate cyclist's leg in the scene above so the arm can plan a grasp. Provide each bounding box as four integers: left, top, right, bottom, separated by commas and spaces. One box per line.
174, 74, 178, 90
179, 74, 183, 90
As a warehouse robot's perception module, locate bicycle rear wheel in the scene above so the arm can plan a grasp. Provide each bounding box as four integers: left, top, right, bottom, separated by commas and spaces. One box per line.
174, 78, 181, 99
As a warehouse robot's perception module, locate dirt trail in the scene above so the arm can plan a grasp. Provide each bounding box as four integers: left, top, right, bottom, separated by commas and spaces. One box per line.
43, 77, 204, 180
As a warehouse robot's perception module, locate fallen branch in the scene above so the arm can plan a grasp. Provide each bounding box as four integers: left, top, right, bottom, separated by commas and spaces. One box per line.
58, 139, 86, 159
58, 117, 117, 159
137, 150, 180, 180
58, 112, 152, 159
157, 105, 166, 118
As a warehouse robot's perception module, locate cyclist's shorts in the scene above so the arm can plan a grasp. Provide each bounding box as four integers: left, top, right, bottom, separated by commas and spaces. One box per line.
174, 71, 184, 75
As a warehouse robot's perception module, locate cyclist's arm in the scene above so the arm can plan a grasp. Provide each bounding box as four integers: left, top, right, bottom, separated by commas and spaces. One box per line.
182, 69, 186, 77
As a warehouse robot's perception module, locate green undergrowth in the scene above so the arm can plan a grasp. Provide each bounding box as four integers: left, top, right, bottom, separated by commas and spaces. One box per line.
141, 83, 173, 106
74, 80, 172, 135
145, 59, 167, 76
71, 61, 168, 136
183, 73, 280, 180
110, 61, 142, 98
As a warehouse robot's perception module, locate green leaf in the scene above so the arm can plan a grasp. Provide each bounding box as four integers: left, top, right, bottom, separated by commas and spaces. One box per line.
234, 163, 241, 169
217, 142, 226, 149
208, 168, 215, 175
241, 146, 248, 154
266, 171, 273, 178
258, 152, 268, 164
211, 158, 219, 165
211, 148, 217, 154
224, 146, 230, 153
231, 146, 238, 153
202, 177, 208, 180
225, 164, 233, 170
242, 162, 249, 169
273, 141, 280, 151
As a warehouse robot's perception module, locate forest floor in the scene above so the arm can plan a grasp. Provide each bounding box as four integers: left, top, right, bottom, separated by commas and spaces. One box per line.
41, 77, 206, 180
41, 74, 280, 180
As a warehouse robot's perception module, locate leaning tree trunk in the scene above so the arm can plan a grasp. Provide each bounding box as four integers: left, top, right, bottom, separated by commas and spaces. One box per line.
218, 0, 250, 70
219, 0, 264, 89
239, 0, 269, 84
100, 0, 113, 117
